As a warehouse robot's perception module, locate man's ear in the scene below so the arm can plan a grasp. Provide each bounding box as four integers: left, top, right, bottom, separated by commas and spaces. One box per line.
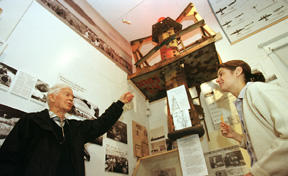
48, 94, 55, 103
235, 66, 243, 77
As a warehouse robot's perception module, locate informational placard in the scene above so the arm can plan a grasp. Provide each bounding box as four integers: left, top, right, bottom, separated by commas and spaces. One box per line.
10, 71, 37, 99
177, 135, 208, 176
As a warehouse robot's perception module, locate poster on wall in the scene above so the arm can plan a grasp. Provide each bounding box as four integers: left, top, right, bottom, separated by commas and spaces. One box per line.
107, 121, 127, 144
105, 144, 129, 175
0, 104, 26, 146
0, 62, 17, 91
132, 120, 149, 158
208, 0, 288, 44
204, 145, 248, 176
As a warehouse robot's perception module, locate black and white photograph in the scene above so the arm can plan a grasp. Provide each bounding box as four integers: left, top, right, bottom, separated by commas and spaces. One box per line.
107, 120, 127, 144
30, 79, 49, 104
105, 143, 129, 175
0, 104, 26, 146
224, 151, 246, 168
204, 145, 248, 176
105, 154, 129, 175
209, 154, 225, 169
0, 62, 17, 90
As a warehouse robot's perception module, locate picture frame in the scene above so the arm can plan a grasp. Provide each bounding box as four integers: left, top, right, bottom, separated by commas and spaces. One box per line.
208, 0, 288, 44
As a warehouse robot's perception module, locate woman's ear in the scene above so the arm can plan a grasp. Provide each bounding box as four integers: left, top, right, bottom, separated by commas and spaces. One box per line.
235, 66, 243, 77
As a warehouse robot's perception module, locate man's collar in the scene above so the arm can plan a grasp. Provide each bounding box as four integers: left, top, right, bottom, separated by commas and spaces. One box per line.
48, 110, 69, 119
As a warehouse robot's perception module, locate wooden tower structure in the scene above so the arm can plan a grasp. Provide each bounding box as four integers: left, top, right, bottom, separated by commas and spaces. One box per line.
128, 3, 222, 140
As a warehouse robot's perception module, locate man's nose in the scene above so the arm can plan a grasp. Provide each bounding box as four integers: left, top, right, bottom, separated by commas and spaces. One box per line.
68, 96, 74, 101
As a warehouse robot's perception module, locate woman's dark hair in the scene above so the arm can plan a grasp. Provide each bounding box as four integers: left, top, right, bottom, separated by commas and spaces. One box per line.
218, 60, 265, 83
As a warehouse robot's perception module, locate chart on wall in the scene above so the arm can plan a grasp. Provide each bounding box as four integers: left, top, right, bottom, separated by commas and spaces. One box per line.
208, 0, 288, 44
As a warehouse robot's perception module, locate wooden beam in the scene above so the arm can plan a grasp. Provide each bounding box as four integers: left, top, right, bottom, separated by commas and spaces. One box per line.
175, 3, 194, 23
135, 20, 205, 67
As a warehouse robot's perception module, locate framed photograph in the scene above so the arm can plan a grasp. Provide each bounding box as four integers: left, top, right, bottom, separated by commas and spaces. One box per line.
105, 144, 128, 175
208, 0, 288, 44
107, 121, 127, 144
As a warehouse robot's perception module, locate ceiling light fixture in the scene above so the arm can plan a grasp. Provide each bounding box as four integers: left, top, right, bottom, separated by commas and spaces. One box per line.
122, 19, 131, 24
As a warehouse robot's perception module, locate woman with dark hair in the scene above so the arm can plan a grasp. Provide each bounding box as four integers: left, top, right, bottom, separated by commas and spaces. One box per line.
216, 60, 288, 176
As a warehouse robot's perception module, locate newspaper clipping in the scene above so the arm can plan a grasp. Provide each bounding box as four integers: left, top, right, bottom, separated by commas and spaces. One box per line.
204, 145, 248, 176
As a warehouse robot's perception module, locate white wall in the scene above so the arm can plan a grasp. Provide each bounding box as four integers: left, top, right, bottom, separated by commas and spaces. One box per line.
0, 1, 148, 176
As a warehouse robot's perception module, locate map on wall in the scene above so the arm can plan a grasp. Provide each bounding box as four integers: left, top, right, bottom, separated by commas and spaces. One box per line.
208, 0, 288, 44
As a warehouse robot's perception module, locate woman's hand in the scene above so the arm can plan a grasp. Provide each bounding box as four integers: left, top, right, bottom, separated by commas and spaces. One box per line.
220, 122, 243, 143
220, 122, 234, 138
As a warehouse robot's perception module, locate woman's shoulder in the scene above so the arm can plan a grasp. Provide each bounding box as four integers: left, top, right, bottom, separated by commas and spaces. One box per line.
247, 82, 288, 96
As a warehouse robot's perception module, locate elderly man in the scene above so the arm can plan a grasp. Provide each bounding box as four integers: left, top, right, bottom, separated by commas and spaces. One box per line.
0, 84, 134, 176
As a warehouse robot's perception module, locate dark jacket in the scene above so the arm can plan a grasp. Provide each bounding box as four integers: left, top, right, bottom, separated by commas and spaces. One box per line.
0, 101, 124, 176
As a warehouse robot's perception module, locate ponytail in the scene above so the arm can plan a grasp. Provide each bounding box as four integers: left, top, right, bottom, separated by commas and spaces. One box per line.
249, 71, 265, 82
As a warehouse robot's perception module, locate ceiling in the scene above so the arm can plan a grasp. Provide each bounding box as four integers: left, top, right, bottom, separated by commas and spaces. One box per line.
86, 0, 201, 42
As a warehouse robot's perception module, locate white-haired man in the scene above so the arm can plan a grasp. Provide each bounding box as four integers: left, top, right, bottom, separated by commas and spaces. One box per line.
0, 84, 134, 176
